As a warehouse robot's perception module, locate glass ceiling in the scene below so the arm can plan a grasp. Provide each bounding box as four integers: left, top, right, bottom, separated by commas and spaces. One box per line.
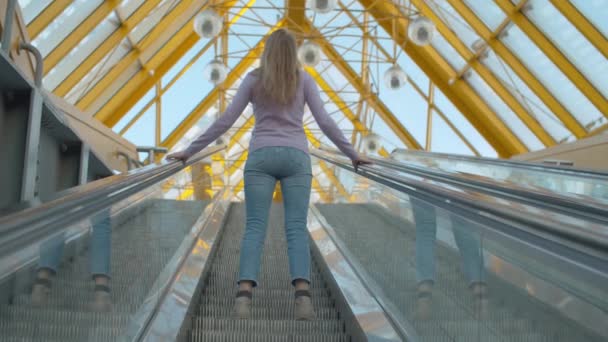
17, 0, 608, 165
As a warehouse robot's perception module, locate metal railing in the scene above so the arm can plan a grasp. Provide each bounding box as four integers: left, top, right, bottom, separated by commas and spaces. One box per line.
312, 149, 608, 258
371, 154, 608, 224
391, 148, 608, 179
0, 145, 225, 259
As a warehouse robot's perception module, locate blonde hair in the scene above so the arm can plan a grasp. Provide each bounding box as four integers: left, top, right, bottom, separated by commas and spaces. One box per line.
257, 29, 300, 105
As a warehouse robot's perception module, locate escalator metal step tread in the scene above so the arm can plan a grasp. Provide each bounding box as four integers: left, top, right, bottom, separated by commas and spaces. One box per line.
188, 204, 349, 341
190, 332, 349, 342
316, 203, 602, 342
0, 199, 208, 341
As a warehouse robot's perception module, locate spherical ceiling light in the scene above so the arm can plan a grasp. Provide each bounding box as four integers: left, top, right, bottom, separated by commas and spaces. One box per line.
297, 41, 322, 67
194, 10, 223, 38
408, 16, 436, 46
362, 133, 381, 154
384, 64, 408, 90
204, 60, 228, 85
307, 0, 337, 14
471, 39, 485, 53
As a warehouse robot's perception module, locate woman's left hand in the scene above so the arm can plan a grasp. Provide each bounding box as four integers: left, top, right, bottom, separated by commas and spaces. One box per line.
166, 151, 191, 162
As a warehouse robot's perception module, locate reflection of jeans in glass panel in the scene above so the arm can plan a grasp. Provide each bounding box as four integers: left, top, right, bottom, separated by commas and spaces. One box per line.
38, 209, 111, 278
238, 147, 312, 287
411, 198, 485, 285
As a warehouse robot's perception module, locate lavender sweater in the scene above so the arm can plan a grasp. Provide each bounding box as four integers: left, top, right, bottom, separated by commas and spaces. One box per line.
183, 70, 359, 160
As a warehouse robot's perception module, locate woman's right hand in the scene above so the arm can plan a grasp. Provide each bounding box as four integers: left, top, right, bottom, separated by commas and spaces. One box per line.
166, 151, 191, 163
352, 156, 373, 172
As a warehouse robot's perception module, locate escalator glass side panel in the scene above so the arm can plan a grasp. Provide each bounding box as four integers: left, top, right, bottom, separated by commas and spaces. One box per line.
310, 157, 607, 341
391, 152, 608, 205
0, 157, 222, 341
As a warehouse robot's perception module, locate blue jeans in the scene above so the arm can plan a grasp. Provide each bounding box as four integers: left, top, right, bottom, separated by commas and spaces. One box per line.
411, 198, 485, 286
38, 209, 111, 279
239, 147, 313, 287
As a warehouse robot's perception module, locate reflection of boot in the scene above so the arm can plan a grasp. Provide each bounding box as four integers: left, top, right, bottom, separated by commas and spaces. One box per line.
294, 290, 315, 321
416, 281, 433, 320
31, 278, 52, 307
91, 285, 112, 312
234, 291, 252, 319
470, 282, 488, 318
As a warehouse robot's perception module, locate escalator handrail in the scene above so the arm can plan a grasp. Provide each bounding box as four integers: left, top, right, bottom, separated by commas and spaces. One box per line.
391, 148, 608, 179
368, 155, 608, 224
0, 145, 225, 259
312, 149, 608, 255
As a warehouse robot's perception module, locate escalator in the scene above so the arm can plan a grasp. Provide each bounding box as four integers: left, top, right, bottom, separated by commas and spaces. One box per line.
188, 204, 349, 342
0, 146, 606, 341
1, 200, 207, 341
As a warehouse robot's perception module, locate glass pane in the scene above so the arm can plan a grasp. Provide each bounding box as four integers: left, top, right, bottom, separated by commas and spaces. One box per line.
311, 154, 606, 341
18, 0, 53, 24
434, 88, 498, 157
426, 0, 482, 52
466, 70, 545, 151
43, 12, 118, 92
32, 0, 104, 57
118, 0, 147, 19
0, 158, 218, 340
462, 0, 506, 30
523, 0, 608, 99
570, 0, 608, 38
501, 24, 602, 128
482, 50, 572, 142
430, 33, 467, 70
65, 38, 132, 104
130, 0, 176, 44
391, 150, 608, 205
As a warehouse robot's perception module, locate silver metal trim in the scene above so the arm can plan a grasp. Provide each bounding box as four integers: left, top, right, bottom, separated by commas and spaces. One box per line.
20, 88, 43, 202
79, 144, 90, 185
308, 205, 406, 342
138, 191, 232, 342
1, 0, 18, 54
0, 145, 226, 259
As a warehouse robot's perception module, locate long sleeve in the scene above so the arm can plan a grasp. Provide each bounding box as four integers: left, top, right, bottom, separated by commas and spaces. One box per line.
303, 72, 359, 160
184, 74, 254, 156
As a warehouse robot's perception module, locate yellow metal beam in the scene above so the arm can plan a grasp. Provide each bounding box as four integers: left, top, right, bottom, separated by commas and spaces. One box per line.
92, 0, 249, 126
43, 0, 121, 75
53, 0, 162, 97
495, 0, 608, 118
80, 0, 214, 111
447, 0, 586, 139
358, 1, 526, 157
286, 0, 306, 31
27, 0, 71, 40
411, 0, 555, 148
549, 0, 608, 61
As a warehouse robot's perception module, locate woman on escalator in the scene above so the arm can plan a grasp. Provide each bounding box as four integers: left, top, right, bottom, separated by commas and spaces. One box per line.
167, 29, 371, 320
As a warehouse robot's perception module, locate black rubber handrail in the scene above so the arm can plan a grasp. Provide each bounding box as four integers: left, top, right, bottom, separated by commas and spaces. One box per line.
391, 148, 608, 179
312, 149, 608, 258
369, 156, 608, 225
0, 145, 225, 259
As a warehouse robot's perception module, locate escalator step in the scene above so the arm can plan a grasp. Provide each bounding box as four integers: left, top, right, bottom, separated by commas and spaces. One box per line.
193, 317, 344, 334
188, 204, 348, 341
198, 304, 340, 320
189, 332, 349, 342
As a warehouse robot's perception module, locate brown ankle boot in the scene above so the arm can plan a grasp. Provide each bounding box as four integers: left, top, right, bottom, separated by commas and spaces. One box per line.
294, 290, 315, 320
